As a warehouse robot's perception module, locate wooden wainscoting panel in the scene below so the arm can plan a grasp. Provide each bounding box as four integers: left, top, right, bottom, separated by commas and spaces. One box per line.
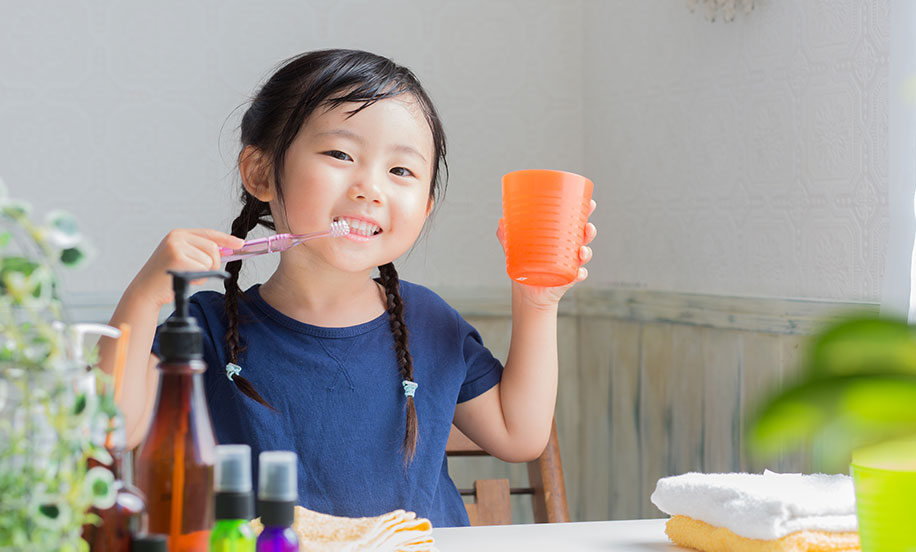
607, 320, 641, 521
557, 315, 584, 521
668, 325, 706, 477
701, 327, 742, 473
573, 317, 614, 521
739, 332, 787, 473
775, 334, 811, 473
638, 323, 674, 518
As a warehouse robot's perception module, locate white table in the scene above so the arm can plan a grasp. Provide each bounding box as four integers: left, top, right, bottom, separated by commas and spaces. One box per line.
432, 519, 692, 551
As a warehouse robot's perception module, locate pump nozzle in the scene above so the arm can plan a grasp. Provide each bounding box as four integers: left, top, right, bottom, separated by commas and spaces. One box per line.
159, 270, 229, 363
167, 270, 230, 319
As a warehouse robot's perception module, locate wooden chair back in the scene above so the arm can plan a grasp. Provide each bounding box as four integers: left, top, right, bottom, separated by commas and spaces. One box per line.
446, 418, 569, 526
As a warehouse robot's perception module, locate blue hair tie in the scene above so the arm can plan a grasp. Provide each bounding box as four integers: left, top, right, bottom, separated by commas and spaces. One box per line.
226, 363, 242, 381
402, 380, 418, 398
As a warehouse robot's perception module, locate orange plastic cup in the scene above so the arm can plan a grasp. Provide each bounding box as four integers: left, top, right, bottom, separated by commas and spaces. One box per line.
502, 169, 593, 287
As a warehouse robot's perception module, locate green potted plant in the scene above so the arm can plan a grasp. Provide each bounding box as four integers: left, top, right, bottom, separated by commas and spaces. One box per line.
749, 315, 916, 552
0, 178, 120, 551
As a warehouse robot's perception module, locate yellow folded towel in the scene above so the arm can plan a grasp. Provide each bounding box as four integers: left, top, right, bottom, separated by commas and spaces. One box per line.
252, 506, 438, 552
666, 515, 860, 552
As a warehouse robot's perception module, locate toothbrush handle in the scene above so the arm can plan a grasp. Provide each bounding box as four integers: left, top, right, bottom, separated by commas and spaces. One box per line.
219, 228, 335, 262
220, 234, 292, 262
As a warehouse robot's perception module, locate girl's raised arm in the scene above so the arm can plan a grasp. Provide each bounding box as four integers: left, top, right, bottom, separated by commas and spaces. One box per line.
453, 201, 597, 461
97, 228, 244, 448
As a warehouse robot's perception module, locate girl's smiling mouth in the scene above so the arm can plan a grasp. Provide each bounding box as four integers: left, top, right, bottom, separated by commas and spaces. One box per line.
333, 216, 382, 239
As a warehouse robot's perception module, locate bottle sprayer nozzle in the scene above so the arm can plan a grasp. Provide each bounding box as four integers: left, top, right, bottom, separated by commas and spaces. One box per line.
258, 451, 297, 502
257, 450, 298, 528
159, 270, 230, 363
215, 444, 252, 493
214, 444, 255, 521
167, 269, 230, 319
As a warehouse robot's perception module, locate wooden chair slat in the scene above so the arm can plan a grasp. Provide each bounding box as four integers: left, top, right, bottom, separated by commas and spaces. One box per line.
470, 479, 512, 526
447, 418, 569, 525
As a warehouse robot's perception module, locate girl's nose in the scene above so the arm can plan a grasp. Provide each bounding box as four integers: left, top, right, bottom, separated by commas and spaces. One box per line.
347, 175, 383, 205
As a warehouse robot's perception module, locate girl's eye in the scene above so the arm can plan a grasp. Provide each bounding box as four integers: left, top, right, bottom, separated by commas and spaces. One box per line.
390, 167, 415, 178
324, 150, 352, 161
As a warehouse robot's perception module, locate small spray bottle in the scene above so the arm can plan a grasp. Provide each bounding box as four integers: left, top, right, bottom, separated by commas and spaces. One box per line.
210, 445, 256, 552
255, 451, 299, 552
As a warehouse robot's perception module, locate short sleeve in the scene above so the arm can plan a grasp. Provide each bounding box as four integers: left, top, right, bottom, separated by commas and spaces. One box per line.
456, 313, 503, 403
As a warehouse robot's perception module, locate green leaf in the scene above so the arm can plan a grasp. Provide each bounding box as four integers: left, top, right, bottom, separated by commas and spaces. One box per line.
1, 256, 39, 277
38, 504, 60, 520
73, 394, 87, 416
748, 373, 916, 466
808, 317, 916, 377
1, 200, 31, 219
45, 210, 80, 237
59, 247, 85, 267
91, 478, 108, 497
96, 393, 119, 419
0, 230, 10, 249
84, 467, 115, 509
83, 512, 102, 527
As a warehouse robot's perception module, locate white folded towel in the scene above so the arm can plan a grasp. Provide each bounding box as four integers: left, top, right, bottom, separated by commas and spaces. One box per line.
649, 470, 858, 540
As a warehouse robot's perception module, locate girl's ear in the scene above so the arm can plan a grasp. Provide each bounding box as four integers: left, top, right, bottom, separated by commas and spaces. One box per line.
240, 145, 275, 202
425, 196, 435, 216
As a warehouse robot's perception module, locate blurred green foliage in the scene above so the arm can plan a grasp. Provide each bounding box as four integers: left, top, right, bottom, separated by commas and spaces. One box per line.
749, 317, 916, 473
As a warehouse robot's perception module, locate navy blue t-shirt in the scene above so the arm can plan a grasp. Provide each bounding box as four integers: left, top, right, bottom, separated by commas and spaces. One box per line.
152, 281, 502, 527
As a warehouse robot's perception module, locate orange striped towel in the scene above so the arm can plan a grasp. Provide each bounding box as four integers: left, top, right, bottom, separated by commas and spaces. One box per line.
252, 506, 438, 552
665, 515, 860, 552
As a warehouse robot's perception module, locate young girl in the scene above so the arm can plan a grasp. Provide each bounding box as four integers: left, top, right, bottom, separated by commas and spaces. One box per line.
100, 49, 596, 527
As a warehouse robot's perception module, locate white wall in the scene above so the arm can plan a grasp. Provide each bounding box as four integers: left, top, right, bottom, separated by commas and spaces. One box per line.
0, 0, 585, 302
583, 0, 889, 301
0, 0, 889, 308
883, 0, 916, 319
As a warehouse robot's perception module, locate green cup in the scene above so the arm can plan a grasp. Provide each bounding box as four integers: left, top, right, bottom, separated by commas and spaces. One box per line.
850, 439, 916, 552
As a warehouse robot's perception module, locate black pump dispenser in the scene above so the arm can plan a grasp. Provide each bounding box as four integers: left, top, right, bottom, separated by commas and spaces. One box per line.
159, 270, 229, 362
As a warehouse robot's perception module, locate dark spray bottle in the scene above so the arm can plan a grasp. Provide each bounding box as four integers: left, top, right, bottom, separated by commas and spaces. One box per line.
255, 451, 298, 552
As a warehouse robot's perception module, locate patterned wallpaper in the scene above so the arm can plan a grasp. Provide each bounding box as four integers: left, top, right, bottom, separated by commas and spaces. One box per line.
0, 0, 889, 303
584, 0, 889, 301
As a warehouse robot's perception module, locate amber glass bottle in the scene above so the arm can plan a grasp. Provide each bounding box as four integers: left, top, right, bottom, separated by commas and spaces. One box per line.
135, 270, 227, 552
82, 414, 148, 551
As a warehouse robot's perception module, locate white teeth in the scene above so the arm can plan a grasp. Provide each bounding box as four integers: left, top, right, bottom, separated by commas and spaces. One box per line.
338, 217, 380, 237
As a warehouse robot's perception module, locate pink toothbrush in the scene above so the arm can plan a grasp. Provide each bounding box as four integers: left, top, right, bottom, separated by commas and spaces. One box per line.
219, 220, 350, 262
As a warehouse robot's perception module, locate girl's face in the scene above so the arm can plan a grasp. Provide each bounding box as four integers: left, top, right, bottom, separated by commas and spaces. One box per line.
272, 94, 435, 274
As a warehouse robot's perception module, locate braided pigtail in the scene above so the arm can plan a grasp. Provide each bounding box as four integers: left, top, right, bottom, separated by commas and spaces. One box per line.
224, 192, 275, 409
377, 262, 419, 463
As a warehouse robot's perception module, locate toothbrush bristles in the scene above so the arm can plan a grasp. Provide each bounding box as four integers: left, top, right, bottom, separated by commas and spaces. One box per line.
330, 220, 350, 237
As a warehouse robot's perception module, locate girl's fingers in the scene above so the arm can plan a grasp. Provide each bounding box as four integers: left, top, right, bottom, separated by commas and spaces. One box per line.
192, 228, 246, 249
578, 245, 593, 265
181, 247, 219, 271
583, 222, 597, 245
184, 234, 226, 269
495, 218, 507, 251
577, 266, 589, 282
588, 199, 596, 216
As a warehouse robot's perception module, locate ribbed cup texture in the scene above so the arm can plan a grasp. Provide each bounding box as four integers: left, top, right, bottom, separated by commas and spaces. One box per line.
502, 170, 593, 287
851, 464, 916, 551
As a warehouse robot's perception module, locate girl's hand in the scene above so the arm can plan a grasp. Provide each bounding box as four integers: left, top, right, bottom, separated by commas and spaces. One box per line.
128, 229, 245, 308
496, 199, 597, 310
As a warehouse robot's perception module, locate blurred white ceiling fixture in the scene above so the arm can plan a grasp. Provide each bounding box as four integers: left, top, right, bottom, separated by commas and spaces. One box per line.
687, 0, 755, 22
